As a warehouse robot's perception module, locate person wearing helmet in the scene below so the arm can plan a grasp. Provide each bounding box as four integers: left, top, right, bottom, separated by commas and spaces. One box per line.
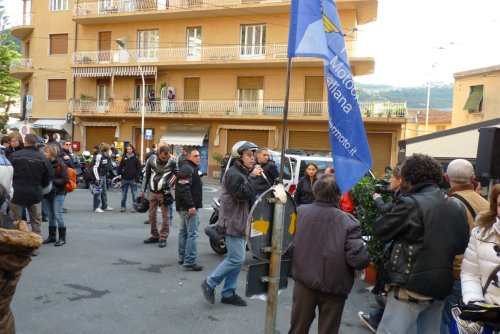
201, 141, 263, 307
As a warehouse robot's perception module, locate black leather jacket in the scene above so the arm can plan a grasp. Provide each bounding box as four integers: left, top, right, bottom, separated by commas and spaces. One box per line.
373, 182, 469, 298
175, 160, 203, 211
253, 161, 279, 194
141, 155, 178, 193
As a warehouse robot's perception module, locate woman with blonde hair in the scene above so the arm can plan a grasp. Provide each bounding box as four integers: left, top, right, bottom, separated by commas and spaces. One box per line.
42, 144, 69, 246
461, 184, 500, 317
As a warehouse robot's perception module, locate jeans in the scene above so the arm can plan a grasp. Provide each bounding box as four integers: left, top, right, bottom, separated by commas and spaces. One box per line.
93, 176, 108, 210
148, 192, 170, 240
120, 179, 137, 209
42, 194, 65, 228
177, 210, 200, 265
207, 235, 246, 299
378, 290, 445, 334
440, 280, 462, 334
369, 294, 386, 328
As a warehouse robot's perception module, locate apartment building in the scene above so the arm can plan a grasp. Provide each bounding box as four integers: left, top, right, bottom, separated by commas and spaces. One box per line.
452, 64, 500, 128
10, 0, 406, 176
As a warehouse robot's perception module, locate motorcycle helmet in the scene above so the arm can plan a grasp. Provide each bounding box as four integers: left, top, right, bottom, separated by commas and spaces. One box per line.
133, 196, 149, 213
82, 150, 91, 159
89, 182, 103, 195
231, 141, 258, 160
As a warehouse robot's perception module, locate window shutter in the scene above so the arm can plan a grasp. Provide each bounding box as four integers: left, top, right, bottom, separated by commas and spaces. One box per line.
48, 79, 67, 100
237, 77, 264, 90
50, 34, 68, 55
184, 77, 200, 100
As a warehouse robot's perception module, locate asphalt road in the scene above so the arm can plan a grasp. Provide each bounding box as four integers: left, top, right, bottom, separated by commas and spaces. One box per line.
12, 178, 374, 334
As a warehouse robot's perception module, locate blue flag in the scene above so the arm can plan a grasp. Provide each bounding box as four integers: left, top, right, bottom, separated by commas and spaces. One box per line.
288, 0, 372, 193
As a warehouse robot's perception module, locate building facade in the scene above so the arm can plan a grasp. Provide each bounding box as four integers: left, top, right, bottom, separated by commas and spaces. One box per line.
452, 64, 500, 128
10, 0, 406, 176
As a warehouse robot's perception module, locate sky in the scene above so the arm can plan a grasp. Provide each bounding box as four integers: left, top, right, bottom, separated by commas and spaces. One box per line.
3, 0, 500, 87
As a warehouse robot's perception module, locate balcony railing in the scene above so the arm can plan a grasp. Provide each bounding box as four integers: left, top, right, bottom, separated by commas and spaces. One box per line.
11, 12, 34, 27
10, 58, 33, 72
70, 99, 407, 118
72, 42, 356, 65
73, 0, 289, 17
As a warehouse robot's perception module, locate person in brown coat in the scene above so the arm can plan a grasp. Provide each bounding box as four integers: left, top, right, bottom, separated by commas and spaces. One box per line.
287, 174, 370, 334
0, 184, 42, 334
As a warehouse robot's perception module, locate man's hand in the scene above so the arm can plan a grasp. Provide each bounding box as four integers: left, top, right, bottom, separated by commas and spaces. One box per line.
63, 155, 69, 161
252, 165, 263, 176
372, 193, 382, 200
139, 191, 144, 197
188, 208, 196, 216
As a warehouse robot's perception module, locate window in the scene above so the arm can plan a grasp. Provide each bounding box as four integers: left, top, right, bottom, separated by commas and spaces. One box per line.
186, 27, 202, 61
463, 85, 483, 114
49, 34, 68, 55
137, 30, 159, 60
50, 0, 69, 11
237, 77, 264, 113
240, 24, 266, 58
48, 79, 66, 100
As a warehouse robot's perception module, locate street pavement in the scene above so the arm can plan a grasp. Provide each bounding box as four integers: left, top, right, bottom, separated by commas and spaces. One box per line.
12, 178, 375, 334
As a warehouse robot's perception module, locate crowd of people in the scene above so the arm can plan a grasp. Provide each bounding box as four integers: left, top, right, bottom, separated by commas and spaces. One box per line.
1, 131, 499, 333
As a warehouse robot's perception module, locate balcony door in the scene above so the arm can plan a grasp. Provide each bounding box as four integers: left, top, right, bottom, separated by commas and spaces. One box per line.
137, 30, 159, 61
237, 77, 263, 114
98, 31, 111, 62
304, 76, 324, 115
240, 24, 266, 59
184, 77, 200, 112
186, 27, 202, 61
96, 79, 110, 113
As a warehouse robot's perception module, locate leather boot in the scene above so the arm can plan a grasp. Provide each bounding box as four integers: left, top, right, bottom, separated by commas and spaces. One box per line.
43, 226, 57, 244
54, 227, 66, 247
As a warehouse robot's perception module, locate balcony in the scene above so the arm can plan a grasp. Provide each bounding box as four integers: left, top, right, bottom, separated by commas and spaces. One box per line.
9, 58, 34, 79
72, 42, 358, 67
70, 99, 407, 120
73, 0, 290, 23
10, 13, 34, 40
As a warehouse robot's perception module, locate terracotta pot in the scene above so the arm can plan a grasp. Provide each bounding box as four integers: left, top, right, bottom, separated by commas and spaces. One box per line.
364, 262, 377, 284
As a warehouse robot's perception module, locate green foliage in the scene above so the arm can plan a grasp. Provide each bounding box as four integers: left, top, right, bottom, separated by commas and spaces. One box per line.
351, 176, 384, 265
0, 4, 21, 133
212, 153, 223, 164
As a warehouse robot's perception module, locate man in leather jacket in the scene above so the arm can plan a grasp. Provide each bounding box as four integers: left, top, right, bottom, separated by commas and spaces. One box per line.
373, 154, 469, 333
253, 147, 279, 195
201, 141, 262, 307
140, 145, 178, 248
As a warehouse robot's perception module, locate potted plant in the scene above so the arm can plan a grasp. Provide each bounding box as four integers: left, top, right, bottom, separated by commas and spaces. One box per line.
351, 176, 386, 283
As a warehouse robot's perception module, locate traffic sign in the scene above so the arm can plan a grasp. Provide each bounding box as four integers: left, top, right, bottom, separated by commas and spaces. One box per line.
145, 129, 153, 140
20, 124, 30, 137
246, 188, 297, 260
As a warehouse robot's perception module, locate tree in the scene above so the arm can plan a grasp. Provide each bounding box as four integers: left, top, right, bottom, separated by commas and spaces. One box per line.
0, 1, 21, 133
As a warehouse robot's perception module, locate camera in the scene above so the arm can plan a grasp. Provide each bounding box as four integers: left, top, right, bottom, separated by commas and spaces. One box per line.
374, 180, 394, 195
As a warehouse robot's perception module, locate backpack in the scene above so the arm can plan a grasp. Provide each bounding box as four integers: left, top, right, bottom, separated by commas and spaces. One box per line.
57, 165, 77, 193
83, 164, 96, 182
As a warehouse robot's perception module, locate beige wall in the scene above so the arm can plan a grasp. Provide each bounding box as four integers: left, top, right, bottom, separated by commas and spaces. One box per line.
452, 70, 500, 127
404, 122, 451, 139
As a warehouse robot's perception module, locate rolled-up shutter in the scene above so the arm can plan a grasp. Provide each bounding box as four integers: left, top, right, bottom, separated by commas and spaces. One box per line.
288, 131, 330, 151
366, 133, 392, 177
49, 34, 68, 55
237, 77, 264, 90
86, 127, 116, 151
48, 79, 67, 100
227, 130, 268, 152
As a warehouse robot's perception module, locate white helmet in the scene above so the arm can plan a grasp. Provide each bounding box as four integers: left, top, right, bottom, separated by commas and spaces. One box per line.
231, 141, 258, 160
82, 150, 91, 158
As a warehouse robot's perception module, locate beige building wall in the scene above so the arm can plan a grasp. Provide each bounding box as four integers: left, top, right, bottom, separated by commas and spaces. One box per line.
452, 65, 500, 127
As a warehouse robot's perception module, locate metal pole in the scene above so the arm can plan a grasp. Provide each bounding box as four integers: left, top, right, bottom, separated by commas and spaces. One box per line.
425, 80, 431, 131
264, 57, 292, 334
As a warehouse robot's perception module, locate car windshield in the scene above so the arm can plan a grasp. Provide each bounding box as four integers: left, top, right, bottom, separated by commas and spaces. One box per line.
269, 153, 292, 180
297, 158, 334, 179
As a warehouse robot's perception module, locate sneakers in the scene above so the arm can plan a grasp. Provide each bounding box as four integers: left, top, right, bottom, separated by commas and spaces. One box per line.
104, 207, 113, 211
184, 264, 203, 271
144, 237, 159, 244
94, 208, 104, 213
158, 240, 167, 248
221, 292, 247, 307
178, 260, 184, 265
120, 208, 126, 212
201, 279, 215, 305
358, 311, 377, 333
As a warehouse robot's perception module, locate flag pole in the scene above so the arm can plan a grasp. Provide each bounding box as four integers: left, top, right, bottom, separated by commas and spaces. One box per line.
264, 57, 292, 334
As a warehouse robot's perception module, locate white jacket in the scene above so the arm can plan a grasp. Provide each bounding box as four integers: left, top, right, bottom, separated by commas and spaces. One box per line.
0, 153, 13, 198
461, 217, 500, 304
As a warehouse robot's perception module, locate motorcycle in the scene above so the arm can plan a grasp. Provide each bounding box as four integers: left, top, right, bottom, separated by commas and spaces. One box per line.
205, 197, 228, 255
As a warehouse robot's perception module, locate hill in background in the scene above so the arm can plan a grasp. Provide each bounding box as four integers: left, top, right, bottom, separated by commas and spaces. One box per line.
355, 83, 453, 111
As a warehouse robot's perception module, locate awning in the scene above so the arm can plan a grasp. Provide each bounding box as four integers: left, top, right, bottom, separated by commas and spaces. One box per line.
32, 119, 71, 133
463, 85, 483, 111
160, 125, 209, 146
72, 66, 157, 77
6, 121, 30, 129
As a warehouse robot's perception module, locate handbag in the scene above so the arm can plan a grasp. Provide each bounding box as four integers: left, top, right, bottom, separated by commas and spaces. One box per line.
451, 265, 500, 333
